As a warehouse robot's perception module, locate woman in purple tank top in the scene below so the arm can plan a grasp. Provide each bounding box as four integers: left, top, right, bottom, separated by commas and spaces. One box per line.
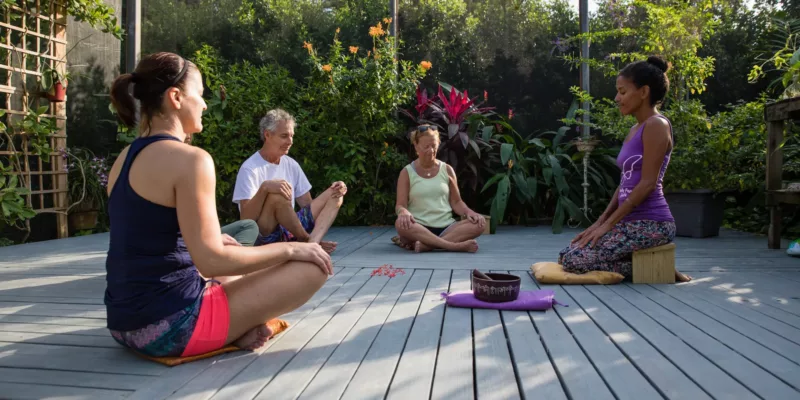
558, 56, 691, 283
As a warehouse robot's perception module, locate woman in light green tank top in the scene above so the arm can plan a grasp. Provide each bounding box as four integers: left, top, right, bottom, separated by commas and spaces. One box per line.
393, 125, 486, 253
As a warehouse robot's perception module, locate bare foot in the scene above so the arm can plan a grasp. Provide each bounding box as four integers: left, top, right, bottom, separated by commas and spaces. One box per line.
320, 241, 337, 254
414, 241, 433, 253
455, 240, 479, 253
392, 236, 416, 251
675, 270, 692, 283
233, 324, 273, 351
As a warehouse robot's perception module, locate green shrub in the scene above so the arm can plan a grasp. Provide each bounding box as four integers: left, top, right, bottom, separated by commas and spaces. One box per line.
295, 22, 429, 224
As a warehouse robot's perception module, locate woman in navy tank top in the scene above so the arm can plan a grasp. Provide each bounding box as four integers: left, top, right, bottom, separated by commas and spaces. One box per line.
105, 52, 333, 358
558, 56, 691, 283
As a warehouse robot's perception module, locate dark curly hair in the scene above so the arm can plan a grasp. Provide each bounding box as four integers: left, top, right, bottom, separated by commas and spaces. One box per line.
619, 55, 670, 106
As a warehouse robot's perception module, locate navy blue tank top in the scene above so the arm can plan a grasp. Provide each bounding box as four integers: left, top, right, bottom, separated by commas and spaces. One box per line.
104, 134, 204, 331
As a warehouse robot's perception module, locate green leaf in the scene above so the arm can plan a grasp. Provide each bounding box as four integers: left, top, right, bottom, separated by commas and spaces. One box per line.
512, 171, 531, 200
482, 126, 494, 141
529, 138, 546, 148
481, 173, 505, 193
469, 139, 481, 159
37, 106, 48, 115
548, 154, 568, 194
526, 176, 538, 199
500, 143, 514, 165
552, 200, 565, 234
489, 175, 511, 234
560, 196, 584, 221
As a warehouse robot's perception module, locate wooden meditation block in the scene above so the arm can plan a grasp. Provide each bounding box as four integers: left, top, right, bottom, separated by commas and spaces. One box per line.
632, 242, 676, 284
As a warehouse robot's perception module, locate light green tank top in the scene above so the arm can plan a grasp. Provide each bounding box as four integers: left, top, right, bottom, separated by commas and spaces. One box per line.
406, 161, 456, 228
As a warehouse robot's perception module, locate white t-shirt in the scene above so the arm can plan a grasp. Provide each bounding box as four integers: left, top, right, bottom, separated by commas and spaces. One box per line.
232, 152, 312, 210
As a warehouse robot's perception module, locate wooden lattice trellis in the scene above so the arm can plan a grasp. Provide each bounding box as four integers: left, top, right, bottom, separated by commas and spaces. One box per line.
1, 0, 68, 238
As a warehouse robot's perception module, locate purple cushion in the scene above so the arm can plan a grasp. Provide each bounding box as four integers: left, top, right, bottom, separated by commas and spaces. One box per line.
441, 290, 567, 311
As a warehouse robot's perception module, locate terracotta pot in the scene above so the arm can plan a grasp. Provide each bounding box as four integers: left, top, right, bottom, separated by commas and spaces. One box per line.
69, 210, 98, 231
46, 81, 66, 102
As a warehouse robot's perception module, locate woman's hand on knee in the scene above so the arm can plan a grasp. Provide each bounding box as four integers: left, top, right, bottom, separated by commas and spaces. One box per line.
395, 212, 416, 231
289, 242, 333, 276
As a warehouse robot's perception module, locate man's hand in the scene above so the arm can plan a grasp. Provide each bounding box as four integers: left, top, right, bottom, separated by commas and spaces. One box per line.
262, 179, 293, 200
330, 181, 347, 198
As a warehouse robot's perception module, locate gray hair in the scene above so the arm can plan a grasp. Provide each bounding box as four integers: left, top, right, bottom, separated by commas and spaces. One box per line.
259, 109, 295, 141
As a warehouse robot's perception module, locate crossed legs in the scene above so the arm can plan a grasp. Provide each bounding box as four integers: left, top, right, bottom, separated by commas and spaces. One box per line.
222, 260, 327, 350
394, 219, 482, 253
252, 188, 343, 252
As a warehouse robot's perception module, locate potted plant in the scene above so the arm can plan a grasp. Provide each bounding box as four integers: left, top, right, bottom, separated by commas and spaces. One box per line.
662, 100, 731, 238
39, 66, 69, 102
65, 148, 109, 232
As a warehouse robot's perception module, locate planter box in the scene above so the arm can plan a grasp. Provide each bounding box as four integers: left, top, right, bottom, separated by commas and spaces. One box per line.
665, 189, 725, 238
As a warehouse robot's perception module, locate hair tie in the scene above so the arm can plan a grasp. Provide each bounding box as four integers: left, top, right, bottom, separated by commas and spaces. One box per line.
169, 58, 189, 87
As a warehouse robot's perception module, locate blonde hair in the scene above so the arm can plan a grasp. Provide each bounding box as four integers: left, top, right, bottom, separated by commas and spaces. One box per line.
411, 125, 440, 144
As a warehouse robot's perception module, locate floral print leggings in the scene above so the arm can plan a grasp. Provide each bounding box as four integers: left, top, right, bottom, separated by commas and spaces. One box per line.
558, 220, 676, 279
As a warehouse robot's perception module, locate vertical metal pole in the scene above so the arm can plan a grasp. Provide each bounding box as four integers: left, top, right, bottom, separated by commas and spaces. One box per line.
389, 0, 398, 38
579, 0, 590, 137
125, 0, 141, 73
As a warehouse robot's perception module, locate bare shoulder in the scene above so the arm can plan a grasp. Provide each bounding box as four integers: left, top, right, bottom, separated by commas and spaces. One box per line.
443, 162, 456, 177
398, 165, 409, 178
643, 116, 670, 136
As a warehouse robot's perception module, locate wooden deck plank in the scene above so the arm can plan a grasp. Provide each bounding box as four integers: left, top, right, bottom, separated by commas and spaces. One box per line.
467, 270, 521, 400
628, 284, 800, 391
501, 271, 566, 400
253, 272, 394, 399
339, 270, 432, 400
0, 295, 104, 305
431, 270, 475, 400
330, 226, 391, 262
695, 272, 800, 317
0, 314, 108, 327
682, 274, 800, 331
140, 267, 359, 400
527, 279, 614, 400
385, 270, 452, 400
0, 330, 119, 348
0, 322, 107, 336
562, 284, 710, 400
651, 283, 800, 362
0, 366, 148, 390
0, 342, 166, 376
297, 270, 414, 400
0, 382, 131, 399
587, 285, 758, 399
207, 268, 374, 400
536, 281, 662, 400
611, 285, 799, 399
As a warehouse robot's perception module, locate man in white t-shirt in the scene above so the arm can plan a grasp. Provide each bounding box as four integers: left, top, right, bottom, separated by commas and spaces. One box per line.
232, 109, 346, 253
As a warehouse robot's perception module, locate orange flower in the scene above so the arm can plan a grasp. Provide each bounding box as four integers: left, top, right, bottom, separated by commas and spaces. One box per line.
322, 64, 332, 72
303, 41, 313, 54
349, 46, 359, 54
383, 17, 393, 24
507, 159, 514, 169
420, 60, 432, 70
384, 142, 389, 148
369, 22, 385, 37
336, 27, 341, 34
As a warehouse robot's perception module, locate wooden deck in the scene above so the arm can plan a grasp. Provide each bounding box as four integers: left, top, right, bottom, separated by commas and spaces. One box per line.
1, 226, 800, 399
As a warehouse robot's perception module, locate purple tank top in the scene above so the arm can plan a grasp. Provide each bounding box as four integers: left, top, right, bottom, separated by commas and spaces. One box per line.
616, 114, 674, 222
